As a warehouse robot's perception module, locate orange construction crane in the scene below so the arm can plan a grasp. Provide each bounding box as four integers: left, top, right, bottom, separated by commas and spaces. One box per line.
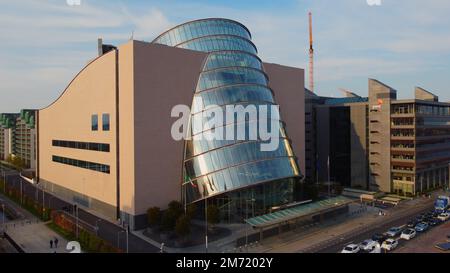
308, 12, 314, 93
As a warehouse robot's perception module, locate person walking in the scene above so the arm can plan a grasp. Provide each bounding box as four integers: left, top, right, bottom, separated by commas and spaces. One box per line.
54, 237, 59, 248
50, 239, 53, 249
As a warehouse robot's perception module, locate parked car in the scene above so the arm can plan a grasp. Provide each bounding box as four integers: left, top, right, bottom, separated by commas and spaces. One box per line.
427, 218, 440, 226
432, 211, 441, 218
438, 213, 450, 222
359, 239, 378, 252
372, 233, 388, 244
368, 243, 381, 254
415, 222, 429, 232
386, 227, 403, 237
381, 239, 398, 251
341, 244, 360, 253
400, 228, 416, 240
407, 220, 418, 228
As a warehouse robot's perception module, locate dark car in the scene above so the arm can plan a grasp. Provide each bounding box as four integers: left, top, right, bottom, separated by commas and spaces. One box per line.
428, 218, 440, 226
407, 220, 418, 228
416, 215, 425, 222
372, 233, 388, 243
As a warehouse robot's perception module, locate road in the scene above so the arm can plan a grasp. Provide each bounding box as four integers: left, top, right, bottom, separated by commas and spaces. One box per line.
316, 203, 435, 253
1, 169, 159, 253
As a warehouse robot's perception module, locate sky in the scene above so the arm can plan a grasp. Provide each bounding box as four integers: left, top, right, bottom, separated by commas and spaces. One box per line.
1, 0, 449, 112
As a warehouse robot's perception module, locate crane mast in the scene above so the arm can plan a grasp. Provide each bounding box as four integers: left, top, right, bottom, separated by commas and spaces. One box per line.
309, 12, 314, 93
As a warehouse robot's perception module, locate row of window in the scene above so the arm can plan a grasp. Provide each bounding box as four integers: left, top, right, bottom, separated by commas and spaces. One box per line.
192, 85, 274, 114
52, 140, 110, 152
183, 157, 299, 202
196, 67, 267, 92
203, 51, 262, 71
52, 155, 110, 174
179, 35, 257, 55
185, 140, 294, 179
91, 114, 110, 131
154, 19, 251, 46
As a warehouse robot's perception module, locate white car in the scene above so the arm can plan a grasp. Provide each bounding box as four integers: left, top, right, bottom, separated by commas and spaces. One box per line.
368, 243, 381, 253
341, 244, 360, 253
400, 228, 416, 240
359, 239, 378, 251
381, 238, 398, 251
438, 213, 450, 222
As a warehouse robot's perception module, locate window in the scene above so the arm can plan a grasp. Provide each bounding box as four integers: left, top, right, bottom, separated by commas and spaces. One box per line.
91, 115, 98, 131
102, 114, 110, 131
52, 140, 110, 152
53, 155, 110, 174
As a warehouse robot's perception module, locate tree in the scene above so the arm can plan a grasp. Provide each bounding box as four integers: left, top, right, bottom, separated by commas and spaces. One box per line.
207, 205, 220, 227
161, 200, 185, 231
168, 201, 183, 219
186, 203, 197, 219
147, 207, 161, 227
175, 215, 191, 239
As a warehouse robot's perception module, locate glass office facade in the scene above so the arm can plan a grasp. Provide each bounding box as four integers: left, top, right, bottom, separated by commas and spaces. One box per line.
154, 19, 301, 221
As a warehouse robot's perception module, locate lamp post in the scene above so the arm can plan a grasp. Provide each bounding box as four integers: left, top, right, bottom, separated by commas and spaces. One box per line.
124, 224, 129, 254
205, 197, 208, 253
20, 175, 23, 205
117, 230, 125, 249
245, 198, 256, 248
1, 204, 5, 227
73, 204, 79, 238
95, 219, 102, 236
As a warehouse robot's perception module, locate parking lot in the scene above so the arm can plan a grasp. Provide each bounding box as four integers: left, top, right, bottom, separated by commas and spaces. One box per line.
339, 207, 450, 253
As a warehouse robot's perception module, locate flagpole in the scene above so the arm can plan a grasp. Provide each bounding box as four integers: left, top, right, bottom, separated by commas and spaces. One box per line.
327, 155, 331, 197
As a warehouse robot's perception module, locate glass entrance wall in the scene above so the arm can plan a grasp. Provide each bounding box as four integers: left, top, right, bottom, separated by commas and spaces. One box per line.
153, 19, 302, 219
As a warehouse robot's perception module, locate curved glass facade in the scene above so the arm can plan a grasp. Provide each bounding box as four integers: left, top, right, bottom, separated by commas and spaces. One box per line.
153, 18, 301, 220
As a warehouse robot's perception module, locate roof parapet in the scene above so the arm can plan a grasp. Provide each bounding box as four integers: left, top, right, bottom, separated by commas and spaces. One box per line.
415, 87, 438, 102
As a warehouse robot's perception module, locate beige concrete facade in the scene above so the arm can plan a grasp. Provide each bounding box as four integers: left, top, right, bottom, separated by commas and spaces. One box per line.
368, 79, 397, 192
37, 40, 306, 229
38, 49, 119, 219
263, 63, 306, 175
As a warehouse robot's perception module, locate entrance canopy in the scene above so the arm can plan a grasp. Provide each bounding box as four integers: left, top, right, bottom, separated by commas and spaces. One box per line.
245, 196, 354, 228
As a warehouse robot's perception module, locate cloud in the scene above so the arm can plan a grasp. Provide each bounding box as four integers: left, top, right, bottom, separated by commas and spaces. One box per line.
0, 0, 174, 112
0, 0, 449, 112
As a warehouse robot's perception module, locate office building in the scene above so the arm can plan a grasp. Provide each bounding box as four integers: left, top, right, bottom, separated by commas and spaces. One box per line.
37, 18, 306, 229
307, 79, 450, 196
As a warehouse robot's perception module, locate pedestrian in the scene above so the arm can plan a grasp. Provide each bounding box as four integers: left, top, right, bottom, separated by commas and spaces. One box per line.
54, 237, 59, 248
50, 239, 53, 249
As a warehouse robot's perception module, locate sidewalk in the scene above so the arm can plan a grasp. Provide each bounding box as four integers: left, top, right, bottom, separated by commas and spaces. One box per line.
5, 221, 70, 253
1, 192, 70, 253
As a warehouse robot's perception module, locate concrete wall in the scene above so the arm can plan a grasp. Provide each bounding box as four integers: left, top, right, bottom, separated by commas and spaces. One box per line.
263, 63, 306, 175
130, 41, 206, 218
350, 104, 369, 189
38, 50, 118, 219
368, 79, 396, 192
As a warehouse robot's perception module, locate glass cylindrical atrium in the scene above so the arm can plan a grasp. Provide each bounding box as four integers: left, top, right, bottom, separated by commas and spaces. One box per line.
153, 18, 302, 222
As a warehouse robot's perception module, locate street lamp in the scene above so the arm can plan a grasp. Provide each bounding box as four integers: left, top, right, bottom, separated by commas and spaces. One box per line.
95, 219, 102, 236
245, 198, 256, 248
73, 204, 79, 238
205, 197, 208, 253
117, 225, 129, 253
117, 230, 125, 250
1, 204, 5, 227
